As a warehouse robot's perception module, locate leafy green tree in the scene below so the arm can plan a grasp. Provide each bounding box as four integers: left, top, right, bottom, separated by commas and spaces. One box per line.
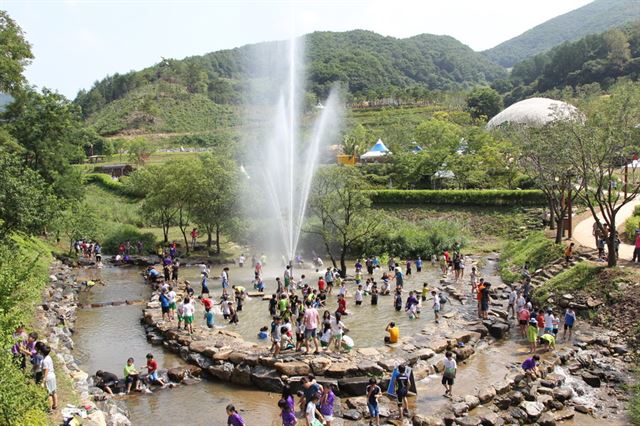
565, 82, 640, 266
342, 123, 367, 156
466, 87, 503, 120
127, 137, 155, 165
308, 166, 380, 275
0, 11, 33, 95
53, 202, 101, 254
0, 151, 57, 237
4, 88, 85, 199
126, 166, 177, 243
190, 154, 240, 253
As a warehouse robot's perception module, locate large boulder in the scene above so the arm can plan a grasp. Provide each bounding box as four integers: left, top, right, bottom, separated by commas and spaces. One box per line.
455, 416, 482, 426
207, 362, 234, 381
581, 372, 601, 388
338, 377, 371, 396
552, 387, 573, 402
488, 322, 510, 340
274, 361, 311, 376
309, 357, 332, 375
478, 386, 496, 404
520, 401, 544, 420
413, 415, 444, 426
250, 366, 284, 392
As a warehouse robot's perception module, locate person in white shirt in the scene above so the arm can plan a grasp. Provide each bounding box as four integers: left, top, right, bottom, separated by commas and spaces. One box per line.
182, 297, 195, 333
355, 285, 364, 306
167, 287, 177, 320
442, 351, 457, 398
329, 312, 348, 352
508, 289, 517, 320
516, 292, 526, 313
306, 394, 325, 425
238, 254, 246, 267
41, 345, 58, 410
544, 310, 555, 334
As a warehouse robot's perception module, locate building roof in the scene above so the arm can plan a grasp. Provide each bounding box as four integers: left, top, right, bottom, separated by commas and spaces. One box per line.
487, 97, 581, 129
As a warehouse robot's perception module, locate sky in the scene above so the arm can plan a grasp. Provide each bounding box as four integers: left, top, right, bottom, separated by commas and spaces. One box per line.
3, 0, 594, 99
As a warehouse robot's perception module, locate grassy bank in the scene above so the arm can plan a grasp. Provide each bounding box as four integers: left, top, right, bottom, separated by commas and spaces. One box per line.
0, 235, 54, 426
498, 232, 563, 284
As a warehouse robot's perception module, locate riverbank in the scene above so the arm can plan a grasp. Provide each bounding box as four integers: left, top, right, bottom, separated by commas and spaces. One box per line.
38, 260, 132, 426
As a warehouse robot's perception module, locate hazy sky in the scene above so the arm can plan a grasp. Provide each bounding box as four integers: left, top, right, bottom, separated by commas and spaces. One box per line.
4, 0, 593, 98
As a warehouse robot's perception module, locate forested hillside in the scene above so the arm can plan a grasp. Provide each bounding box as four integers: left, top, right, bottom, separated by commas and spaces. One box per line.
483, 0, 640, 67
76, 30, 506, 135
497, 22, 640, 104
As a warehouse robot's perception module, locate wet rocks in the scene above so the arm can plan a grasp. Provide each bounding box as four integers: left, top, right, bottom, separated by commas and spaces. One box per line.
552, 387, 573, 402
455, 416, 482, 426
274, 361, 311, 376
581, 372, 601, 387
342, 409, 361, 421
478, 386, 496, 404
412, 414, 444, 426
309, 357, 332, 375
520, 400, 544, 420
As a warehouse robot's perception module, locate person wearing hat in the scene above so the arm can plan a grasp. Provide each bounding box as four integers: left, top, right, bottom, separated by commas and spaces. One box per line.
527, 318, 538, 353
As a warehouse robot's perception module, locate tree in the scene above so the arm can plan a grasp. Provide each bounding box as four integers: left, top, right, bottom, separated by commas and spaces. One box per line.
342, 123, 367, 157
0, 150, 58, 237
505, 123, 581, 243
4, 88, 86, 199
0, 11, 33, 95
308, 166, 380, 275
127, 166, 177, 244
565, 82, 640, 266
466, 87, 503, 120
190, 154, 240, 253
127, 137, 155, 166
53, 202, 100, 254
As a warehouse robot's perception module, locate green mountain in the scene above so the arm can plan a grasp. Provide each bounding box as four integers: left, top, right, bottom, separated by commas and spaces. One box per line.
76, 30, 506, 135
499, 21, 640, 105
483, 0, 640, 68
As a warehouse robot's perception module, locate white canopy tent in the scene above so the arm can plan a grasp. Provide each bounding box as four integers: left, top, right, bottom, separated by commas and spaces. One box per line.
360, 139, 392, 161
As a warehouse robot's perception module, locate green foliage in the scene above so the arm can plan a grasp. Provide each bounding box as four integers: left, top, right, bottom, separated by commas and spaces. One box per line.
625, 214, 640, 240
3, 88, 86, 200
531, 263, 629, 306
0, 235, 51, 425
359, 215, 467, 259
0, 150, 58, 236
366, 189, 545, 206
309, 166, 380, 273
0, 11, 33, 95
84, 184, 142, 228
466, 87, 503, 120
83, 173, 129, 195
127, 137, 156, 165
504, 22, 640, 103
483, 0, 640, 67
499, 232, 564, 284
76, 30, 506, 131
85, 83, 237, 135
101, 224, 156, 255
52, 202, 101, 253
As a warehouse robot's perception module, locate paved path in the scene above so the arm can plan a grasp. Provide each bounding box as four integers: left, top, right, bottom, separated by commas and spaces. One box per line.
573, 198, 640, 260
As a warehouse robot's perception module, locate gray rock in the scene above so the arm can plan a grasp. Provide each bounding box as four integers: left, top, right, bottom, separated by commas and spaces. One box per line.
581, 372, 601, 388
520, 400, 544, 419
452, 402, 469, 416
538, 412, 556, 426
464, 395, 480, 410
552, 387, 573, 402
342, 409, 361, 421
412, 414, 444, 426
478, 386, 496, 404
455, 416, 482, 426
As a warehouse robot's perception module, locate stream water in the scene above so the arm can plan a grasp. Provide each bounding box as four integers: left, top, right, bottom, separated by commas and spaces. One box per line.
70, 257, 608, 424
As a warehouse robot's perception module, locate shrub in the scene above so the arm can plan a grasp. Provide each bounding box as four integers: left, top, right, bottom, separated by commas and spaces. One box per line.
531, 263, 605, 306
626, 215, 640, 240
354, 216, 467, 259
365, 189, 546, 206
0, 235, 51, 425
499, 232, 563, 284
102, 224, 156, 254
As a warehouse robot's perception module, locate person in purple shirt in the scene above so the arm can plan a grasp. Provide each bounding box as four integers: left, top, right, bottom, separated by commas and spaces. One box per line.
281, 385, 296, 411
279, 398, 298, 426
319, 385, 335, 426
522, 354, 541, 378
226, 404, 245, 426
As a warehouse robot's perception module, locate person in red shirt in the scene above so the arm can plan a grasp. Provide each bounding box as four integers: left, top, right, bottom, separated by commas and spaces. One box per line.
198, 295, 213, 310
144, 353, 166, 386
318, 276, 326, 292
190, 228, 199, 250
337, 294, 347, 315
633, 232, 640, 262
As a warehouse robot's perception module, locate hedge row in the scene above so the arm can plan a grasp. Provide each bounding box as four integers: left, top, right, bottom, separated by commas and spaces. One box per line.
365, 189, 546, 207
83, 173, 138, 197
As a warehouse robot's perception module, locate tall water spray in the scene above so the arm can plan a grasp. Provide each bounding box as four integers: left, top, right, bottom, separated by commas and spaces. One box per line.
248, 36, 341, 261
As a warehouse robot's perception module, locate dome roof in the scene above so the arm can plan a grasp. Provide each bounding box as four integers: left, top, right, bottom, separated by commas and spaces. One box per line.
487, 97, 581, 129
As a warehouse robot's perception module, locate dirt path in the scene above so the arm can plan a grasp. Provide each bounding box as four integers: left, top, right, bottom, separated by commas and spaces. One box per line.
573, 198, 640, 260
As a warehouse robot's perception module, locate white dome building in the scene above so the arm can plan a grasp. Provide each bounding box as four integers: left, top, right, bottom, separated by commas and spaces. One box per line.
486, 97, 582, 129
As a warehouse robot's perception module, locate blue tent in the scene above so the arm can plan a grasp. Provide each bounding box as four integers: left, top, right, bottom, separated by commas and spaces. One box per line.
361, 139, 391, 160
